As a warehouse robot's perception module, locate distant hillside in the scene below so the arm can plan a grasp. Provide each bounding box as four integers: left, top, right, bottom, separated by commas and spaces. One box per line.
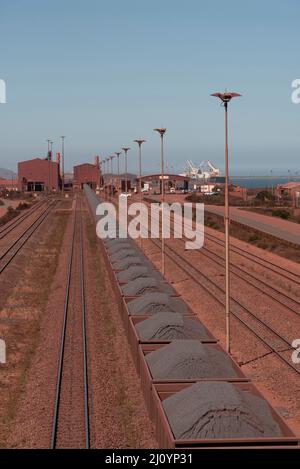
0, 168, 17, 179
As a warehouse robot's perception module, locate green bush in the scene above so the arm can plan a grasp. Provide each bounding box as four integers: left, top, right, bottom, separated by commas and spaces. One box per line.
271, 209, 290, 220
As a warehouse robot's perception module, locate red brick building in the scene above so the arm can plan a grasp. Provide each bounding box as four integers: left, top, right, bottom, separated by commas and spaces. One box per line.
0, 178, 18, 191
73, 161, 101, 189
18, 157, 61, 192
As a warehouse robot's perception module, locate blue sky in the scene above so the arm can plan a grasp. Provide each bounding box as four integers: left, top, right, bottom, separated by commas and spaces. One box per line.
1, 0, 300, 175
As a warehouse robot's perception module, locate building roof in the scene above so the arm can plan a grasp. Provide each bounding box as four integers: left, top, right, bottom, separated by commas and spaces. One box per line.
0, 178, 18, 186
18, 157, 59, 166
74, 163, 97, 169
140, 173, 189, 181
280, 182, 300, 189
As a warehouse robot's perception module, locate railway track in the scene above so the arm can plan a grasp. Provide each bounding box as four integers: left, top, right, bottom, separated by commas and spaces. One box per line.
108, 196, 300, 376
146, 197, 300, 285
0, 200, 55, 275
0, 199, 47, 240
50, 196, 90, 449
205, 229, 300, 286
149, 236, 300, 376
149, 204, 300, 318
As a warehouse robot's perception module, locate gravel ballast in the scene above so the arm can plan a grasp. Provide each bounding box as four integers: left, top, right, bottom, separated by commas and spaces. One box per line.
163, 381, 282, 440
136, 312, 209, 341
128, 292, 188, 316
146, 340, 237, 379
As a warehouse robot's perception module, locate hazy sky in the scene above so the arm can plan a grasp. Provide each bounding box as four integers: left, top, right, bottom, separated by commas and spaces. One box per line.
1, 0, 300, 175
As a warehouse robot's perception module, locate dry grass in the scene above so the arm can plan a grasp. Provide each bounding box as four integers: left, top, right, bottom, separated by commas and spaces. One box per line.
204, 212, 300, 263
0, 210, 70, 447
85, 214, 146, 448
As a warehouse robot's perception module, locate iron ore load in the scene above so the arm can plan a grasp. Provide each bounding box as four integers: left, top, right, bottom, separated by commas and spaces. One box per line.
84, 184, 299, 449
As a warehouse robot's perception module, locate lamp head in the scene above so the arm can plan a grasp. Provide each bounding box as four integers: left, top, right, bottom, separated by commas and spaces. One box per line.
134, 139, 146, 145
211, 91, 241, 103
154, 128, 166, 136
122, 147, 130, 153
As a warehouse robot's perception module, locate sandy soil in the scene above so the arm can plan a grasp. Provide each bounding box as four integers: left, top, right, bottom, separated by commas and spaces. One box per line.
5, 196, 156, 448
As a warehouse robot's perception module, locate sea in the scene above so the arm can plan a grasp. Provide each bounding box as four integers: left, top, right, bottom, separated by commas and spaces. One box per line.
230, 177, 300, 189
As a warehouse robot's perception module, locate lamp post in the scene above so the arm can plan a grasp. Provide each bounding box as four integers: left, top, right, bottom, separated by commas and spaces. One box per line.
60, 136, 65, 196
154, 128, 167, 275
99, 158, 103, 188
115, 151, 122, 192
49, 140, 54, 193
109, 155, 115, 196
46, 139, 51, 193
134, 139, 146, 245
122, 147, 130, 195
105, 158, 109, 196
211, 91, 241, 354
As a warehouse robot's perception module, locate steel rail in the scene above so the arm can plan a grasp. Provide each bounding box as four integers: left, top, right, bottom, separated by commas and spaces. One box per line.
80, 198, 90, 449
50, 197, 90, 448
150, 236, 300, 376
0, 201, 55, 275
0, 199, 46, 239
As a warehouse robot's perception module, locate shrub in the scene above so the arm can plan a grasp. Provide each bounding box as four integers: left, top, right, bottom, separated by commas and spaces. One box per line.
271, 209, 290, 220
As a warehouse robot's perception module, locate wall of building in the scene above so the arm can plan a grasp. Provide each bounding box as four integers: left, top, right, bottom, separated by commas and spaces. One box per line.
73, 163, 100, 188
18, 158, 60, 191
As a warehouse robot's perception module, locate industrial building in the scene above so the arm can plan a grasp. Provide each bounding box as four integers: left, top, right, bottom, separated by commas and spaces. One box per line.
18, 156, 61, 192
73, 157, 101, 189
0, 178, 18, 191
140, 173, 190, 193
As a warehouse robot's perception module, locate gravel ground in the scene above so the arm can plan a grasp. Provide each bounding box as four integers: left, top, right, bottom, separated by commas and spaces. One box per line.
5, 195, 157, 448
0, 201, 68, 447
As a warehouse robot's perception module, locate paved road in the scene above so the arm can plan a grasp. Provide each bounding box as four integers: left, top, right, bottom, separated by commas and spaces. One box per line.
205, 205, 300, 246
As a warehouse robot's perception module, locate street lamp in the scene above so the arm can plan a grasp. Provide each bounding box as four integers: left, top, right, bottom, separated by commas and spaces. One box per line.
122, 147, 130, 195
134, 139, 146, 245
60, 136, 65, 196
115, 151, 122, 192
48, 140, 54, 193
46, 139, 51, 193
99, 158, 103, 188
211, 91, 241, 354
109, 155, 115, 196
105, 157, 109, 196
154, 127, 167, 275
